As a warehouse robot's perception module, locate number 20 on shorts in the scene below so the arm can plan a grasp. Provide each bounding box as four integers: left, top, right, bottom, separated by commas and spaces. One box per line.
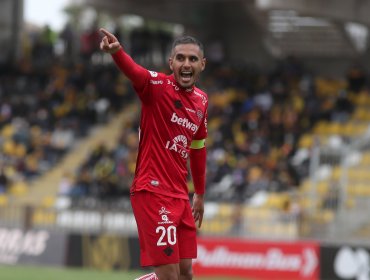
156, 225, 177, 246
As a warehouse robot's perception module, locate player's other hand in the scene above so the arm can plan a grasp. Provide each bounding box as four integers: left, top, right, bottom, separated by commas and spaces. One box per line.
99, 28, 121, 54
192, 193, 204, 228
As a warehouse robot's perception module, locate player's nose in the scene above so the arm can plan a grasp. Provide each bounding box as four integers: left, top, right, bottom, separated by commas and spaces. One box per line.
183, 58, 191, 67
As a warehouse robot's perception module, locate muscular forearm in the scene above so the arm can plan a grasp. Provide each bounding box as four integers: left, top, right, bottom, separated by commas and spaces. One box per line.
111, 48, 148, 90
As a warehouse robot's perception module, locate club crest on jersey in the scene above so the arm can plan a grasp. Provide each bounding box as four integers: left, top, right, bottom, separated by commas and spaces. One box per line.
196, 110, 203, 121
174, 100, 182, 108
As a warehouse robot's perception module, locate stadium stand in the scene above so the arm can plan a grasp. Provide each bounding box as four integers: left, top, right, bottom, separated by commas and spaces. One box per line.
1, 0, 370, 244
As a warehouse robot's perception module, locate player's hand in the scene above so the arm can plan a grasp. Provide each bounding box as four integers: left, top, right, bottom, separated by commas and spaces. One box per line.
192, 193, 204, 228
99, 28, 121, 54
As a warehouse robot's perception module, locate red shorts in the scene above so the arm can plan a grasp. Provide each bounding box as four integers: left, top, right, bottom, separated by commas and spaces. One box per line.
130, 191, 197, 267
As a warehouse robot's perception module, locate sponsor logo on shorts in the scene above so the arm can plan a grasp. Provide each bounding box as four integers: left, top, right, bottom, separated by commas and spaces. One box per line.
159, 207, 171, 215
158, 207, 173, 224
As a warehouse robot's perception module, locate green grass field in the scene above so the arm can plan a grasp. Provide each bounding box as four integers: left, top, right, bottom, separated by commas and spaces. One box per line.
0, 265, 142, 280
0, 265, 240, 280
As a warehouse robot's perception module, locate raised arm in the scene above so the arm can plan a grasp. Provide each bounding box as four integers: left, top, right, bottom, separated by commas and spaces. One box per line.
100, 28, 148, 91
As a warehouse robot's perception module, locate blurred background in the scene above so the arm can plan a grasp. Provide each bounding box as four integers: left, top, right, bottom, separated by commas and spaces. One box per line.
1, 0, 370, 279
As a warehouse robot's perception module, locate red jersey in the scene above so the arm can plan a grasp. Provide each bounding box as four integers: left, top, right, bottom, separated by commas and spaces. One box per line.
112, 49, 208, 200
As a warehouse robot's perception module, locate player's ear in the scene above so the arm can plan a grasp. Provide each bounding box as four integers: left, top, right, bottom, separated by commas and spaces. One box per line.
169, 57, 174, 71
201, 58, 206, 71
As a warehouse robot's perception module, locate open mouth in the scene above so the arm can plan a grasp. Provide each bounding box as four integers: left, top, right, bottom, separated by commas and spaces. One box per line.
180, 71, 193, 82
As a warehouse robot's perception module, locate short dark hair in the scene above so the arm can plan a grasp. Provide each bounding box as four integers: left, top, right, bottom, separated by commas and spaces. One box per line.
171, 35, 204, 56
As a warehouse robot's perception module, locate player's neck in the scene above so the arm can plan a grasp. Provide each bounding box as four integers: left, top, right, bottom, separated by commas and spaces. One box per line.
169, 74, 195, 92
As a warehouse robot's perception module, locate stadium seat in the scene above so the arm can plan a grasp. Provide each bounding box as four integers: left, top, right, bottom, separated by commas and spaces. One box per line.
8, 180, 29, 196
264, 193, 290, 209
298, 133, 314, 148
32, 207, 56, 226
42, 196, 56, 208
0, 195, 8, 206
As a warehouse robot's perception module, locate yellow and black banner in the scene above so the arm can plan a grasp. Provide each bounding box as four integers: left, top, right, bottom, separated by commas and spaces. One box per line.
65, 234, 141, 270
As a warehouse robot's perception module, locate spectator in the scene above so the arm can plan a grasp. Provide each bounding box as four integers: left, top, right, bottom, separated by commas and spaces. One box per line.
0, 167, 9, 194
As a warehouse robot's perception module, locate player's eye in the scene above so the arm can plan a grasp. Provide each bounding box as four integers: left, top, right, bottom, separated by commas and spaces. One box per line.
176, 54, 185, 61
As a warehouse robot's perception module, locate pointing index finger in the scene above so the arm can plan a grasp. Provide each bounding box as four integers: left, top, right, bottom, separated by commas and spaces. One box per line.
100, 28, 113, 38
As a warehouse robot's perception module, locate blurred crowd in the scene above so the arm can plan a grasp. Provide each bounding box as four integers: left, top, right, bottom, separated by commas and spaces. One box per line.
0, 23, 131, 195
204, 59, 362, 203
1, 22, 368, 208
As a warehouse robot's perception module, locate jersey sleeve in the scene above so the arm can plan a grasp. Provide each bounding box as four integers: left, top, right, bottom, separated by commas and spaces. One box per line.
189, 146, 206, 195
111, 48, 152, 103
193, 107, 208, 141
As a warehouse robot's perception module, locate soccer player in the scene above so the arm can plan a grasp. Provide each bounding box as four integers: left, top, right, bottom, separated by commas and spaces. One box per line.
100, 28, 208, 280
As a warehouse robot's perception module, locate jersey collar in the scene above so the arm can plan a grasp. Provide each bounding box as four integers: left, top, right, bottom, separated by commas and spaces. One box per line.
169, 74, 194, 93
